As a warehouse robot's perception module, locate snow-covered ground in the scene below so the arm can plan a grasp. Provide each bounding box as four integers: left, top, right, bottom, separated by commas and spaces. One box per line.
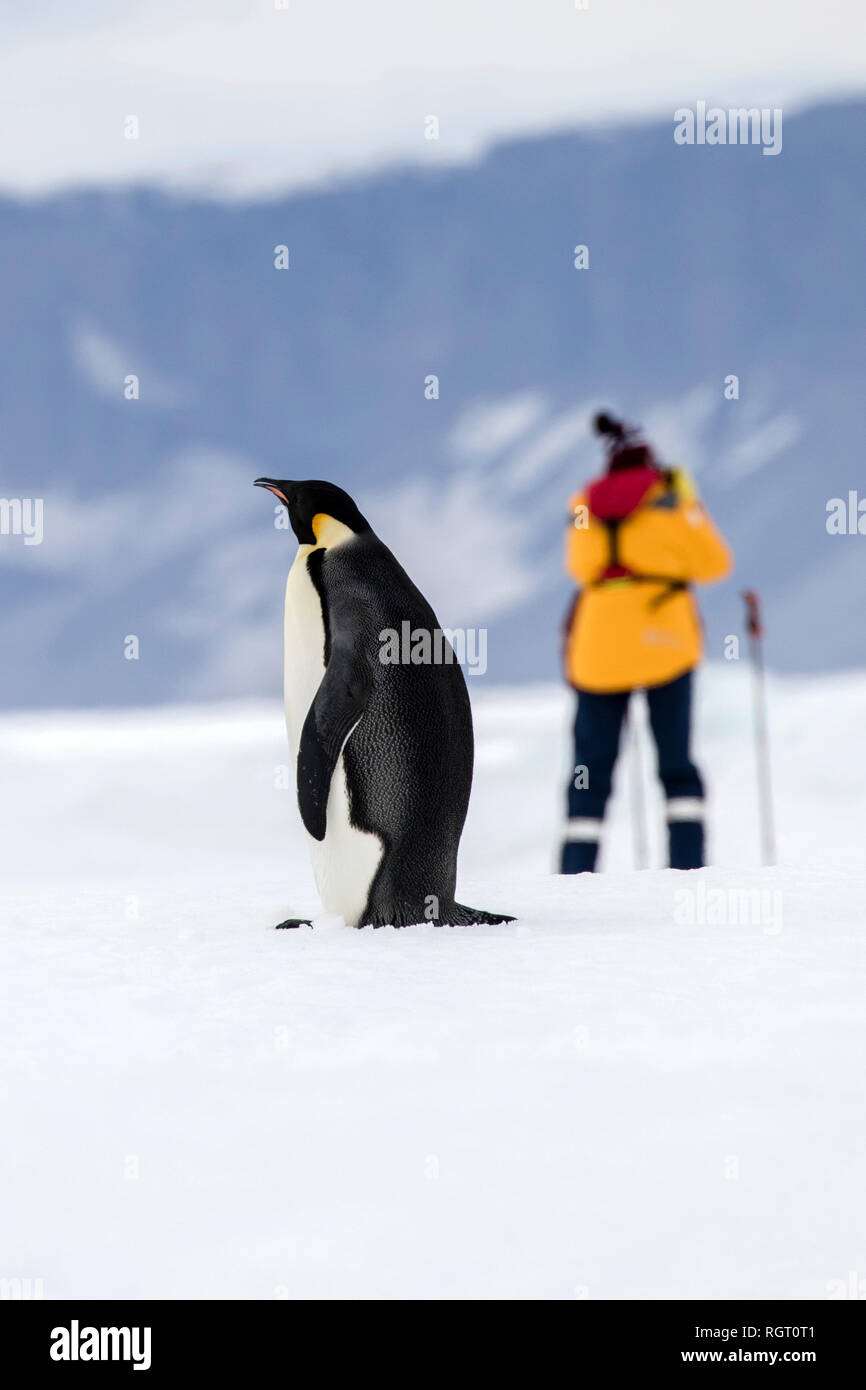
1, 663, 864, 1299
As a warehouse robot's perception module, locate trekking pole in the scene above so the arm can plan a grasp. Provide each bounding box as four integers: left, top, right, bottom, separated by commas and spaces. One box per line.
625, 698, 649, 869
742, 589, 777, 866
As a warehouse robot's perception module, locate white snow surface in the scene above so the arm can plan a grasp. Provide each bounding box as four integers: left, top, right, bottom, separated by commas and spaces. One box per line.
1, 663, 864, 1300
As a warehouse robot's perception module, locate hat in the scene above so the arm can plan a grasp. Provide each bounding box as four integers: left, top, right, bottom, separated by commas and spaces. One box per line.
593, 411, 657, 473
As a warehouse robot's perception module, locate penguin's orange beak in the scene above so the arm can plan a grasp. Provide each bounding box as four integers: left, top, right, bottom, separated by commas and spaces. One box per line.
254, 478, 290, 505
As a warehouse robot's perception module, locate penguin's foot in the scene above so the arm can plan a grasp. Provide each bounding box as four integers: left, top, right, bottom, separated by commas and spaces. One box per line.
360, 900, 515, 928
445, 901, 516, 927
275, 917, 313, 930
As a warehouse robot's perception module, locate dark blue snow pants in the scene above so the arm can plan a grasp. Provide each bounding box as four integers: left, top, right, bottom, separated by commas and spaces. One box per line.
560, 669, 705, 872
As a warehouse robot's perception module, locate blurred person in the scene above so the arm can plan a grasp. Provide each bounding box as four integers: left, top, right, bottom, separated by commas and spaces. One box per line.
560, 412, 732, 872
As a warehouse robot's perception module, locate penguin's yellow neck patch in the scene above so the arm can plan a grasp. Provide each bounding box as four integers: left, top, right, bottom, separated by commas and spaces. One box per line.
311, 513, 355, 549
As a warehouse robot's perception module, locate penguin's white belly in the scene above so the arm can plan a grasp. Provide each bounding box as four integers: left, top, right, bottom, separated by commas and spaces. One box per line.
283, 548, 383, 926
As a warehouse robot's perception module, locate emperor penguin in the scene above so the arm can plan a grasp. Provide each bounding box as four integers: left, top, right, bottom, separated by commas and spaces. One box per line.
254, 477, 513, 930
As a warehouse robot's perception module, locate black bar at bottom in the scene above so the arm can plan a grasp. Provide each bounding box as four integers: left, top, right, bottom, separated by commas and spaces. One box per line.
4, 1298, 861, 1375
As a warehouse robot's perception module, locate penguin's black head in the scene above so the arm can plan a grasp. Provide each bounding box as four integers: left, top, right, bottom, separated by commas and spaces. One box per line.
254, 478, 371, 546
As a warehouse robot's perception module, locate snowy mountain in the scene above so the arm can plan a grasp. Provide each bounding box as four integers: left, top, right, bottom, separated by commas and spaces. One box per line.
2, 664, 864, 1297
1, 99, 864, 707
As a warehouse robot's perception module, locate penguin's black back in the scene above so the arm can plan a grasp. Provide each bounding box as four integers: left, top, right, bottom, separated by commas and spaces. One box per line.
316, 530, 474, 920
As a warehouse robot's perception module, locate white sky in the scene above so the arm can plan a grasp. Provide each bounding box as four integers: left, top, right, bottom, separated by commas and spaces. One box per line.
3, 0, 864, 197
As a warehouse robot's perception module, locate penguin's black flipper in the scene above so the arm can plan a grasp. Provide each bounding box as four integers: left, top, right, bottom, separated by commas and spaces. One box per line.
297, 638, 373, 841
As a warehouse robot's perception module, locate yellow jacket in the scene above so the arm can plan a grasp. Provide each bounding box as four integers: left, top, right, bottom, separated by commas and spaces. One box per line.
564, 466, 732, 692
